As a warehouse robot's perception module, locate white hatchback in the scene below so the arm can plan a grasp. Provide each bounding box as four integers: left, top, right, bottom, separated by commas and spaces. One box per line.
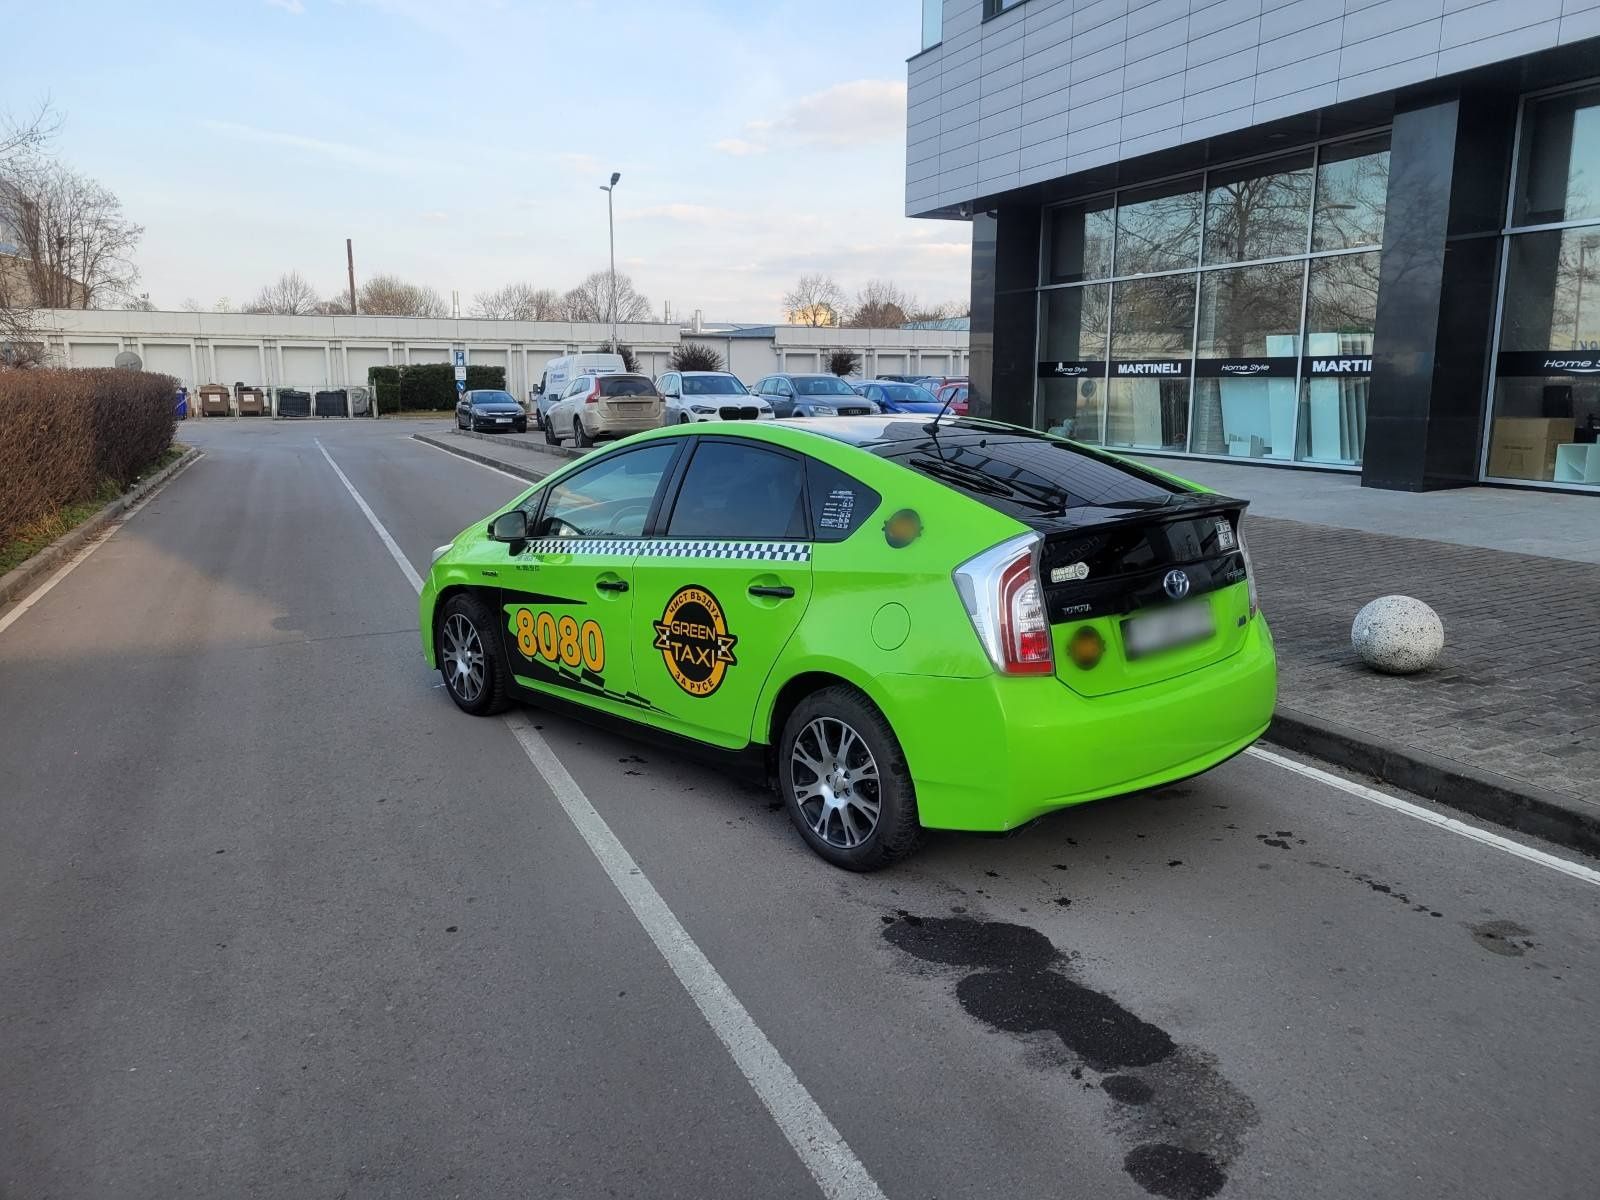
656, 371, 775, 424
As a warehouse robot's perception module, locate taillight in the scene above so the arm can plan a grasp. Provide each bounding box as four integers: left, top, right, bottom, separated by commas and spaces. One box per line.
1236, 520, 1260, 619
585, 383, 600, 405
952, 533, 1054, 675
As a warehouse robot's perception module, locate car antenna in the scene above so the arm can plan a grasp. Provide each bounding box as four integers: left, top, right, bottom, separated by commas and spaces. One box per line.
924, 385, 958, 436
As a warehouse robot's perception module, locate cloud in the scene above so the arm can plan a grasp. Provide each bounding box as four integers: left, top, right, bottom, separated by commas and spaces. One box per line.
265, 0, 305, 12
713, 138, 767, 158
556, 152, 602, 176
200, 119, 413, 173
752, 80, 908, 149
420, 210, 449, 224
624, 204, 741, 227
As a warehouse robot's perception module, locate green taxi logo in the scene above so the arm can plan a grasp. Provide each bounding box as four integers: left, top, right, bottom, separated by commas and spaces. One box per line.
653, 586, 738, 697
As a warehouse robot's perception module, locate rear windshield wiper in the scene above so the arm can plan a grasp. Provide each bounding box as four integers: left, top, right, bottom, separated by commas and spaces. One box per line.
907, 456, 1065, 514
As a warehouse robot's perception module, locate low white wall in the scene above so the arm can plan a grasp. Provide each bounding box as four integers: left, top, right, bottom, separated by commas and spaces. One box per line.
35, 309, 969, 396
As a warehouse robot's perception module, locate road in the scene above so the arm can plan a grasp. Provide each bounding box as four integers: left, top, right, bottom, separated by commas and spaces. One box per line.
2, 418, 1596, 1200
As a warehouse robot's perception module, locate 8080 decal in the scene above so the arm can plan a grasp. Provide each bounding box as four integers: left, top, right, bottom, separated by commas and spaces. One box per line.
511, 607, 605, 674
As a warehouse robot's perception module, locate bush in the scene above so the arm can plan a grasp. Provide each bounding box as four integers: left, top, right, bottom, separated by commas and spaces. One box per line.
827, 349, 862, 377
368, 363, 507, 413
669, 343, 725, 373
0, 368, 176, 551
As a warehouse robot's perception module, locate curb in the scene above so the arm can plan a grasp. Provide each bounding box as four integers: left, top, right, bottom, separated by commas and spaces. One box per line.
1267, 707, 1600, 859
456, 426, 585, 462
412, 434, 555, 484
0, 446, 203, 606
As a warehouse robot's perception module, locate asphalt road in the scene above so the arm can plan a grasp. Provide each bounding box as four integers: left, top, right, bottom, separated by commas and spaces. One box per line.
2, 418, 1596, 1200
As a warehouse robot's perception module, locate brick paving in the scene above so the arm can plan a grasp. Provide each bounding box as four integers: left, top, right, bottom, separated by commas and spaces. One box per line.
1248, 517, 1599, 804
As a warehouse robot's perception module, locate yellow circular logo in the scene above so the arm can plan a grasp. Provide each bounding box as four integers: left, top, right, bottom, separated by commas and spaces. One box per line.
653, 586, 738, 697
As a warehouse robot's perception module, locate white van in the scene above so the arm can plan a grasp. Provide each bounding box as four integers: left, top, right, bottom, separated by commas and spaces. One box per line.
533, 353, 625, 429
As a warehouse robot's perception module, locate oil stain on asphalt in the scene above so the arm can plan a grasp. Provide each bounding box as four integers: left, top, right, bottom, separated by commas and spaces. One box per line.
883, 915, 1255, 1200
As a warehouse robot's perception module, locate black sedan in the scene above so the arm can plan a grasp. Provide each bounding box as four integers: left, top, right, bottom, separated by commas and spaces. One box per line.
456, 389, 528, 433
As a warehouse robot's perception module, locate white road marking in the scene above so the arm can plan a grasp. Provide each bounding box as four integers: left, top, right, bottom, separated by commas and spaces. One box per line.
1246, 746, 1600, 888
0, 451, 203, 639
411, 434, 539, 485
315, 439, 424, 593
327, 435, 886, 1200
504, 714, 887, 1200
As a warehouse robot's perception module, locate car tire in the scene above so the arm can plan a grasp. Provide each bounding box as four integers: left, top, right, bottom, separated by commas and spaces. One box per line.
677, 413, 691, 425
778, 685, 921, 871
437, 592, 512, 717
573, 417, 593, 448
544, 414, 559, 445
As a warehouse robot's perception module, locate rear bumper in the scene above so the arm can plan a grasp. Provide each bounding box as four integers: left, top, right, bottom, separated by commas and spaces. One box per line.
875, 617, 1277, 831
582, 409, 662, 437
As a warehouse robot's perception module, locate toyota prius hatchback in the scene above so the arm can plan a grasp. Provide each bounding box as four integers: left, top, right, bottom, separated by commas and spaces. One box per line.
421, 417, 1276, 870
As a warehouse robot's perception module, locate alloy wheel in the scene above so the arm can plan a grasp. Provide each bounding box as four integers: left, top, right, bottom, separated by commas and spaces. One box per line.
441, 613, 485, 703
790, 717, 881, 848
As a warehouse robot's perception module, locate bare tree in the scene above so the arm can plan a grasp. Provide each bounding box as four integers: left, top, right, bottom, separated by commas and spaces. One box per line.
0, 100, 58, 173
562, 271, 652, 323
784, 273, 844, 327
472, 282, 564, 321
906, 299, 969, 323
0, 102, 60, 362
847, 279, 914, 328
357, 273, 448, 317
5, 160, 144, 309
244, 271, 323, 315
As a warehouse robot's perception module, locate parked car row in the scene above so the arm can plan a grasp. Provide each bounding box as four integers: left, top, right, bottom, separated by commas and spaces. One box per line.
481, 360, 969, 447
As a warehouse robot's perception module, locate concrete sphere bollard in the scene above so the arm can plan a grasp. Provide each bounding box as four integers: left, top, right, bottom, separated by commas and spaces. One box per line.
1351, 596, 1445, 675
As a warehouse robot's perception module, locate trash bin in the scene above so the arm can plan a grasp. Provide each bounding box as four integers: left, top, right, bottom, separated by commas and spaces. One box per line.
199, 384, 231, 417
237, 386, 266, 416
277, 388, 311, 418
174, 387, 189, 420
314, 389, 349, 418
347, 386, 372, 417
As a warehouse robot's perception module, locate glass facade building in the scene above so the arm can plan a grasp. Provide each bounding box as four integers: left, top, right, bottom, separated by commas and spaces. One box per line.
909, 1, 1600, 494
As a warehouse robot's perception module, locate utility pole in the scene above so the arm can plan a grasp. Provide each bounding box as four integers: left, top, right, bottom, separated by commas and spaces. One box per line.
346, 239, 357, 314
600, 172, 621, 350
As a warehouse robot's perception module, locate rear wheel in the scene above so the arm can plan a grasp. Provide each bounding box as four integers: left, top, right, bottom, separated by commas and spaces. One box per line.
573, 416, 593, 448
437, 593, 511, 716
779, 686, 920, 870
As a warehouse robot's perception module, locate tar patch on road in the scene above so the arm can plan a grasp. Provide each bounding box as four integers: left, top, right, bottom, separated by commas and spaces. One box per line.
883, 915, 1256, 1200
1470, 919, 1537, 957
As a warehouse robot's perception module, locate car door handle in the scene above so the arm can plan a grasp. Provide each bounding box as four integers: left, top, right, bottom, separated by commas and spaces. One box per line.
748, 585, 794, 598
596, 579, 629, 593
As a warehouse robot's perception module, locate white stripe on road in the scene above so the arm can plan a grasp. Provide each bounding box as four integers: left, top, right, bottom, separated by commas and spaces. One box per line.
505, 715, 888, 1200
315, 439, 424, 594
0, 451, 203, 639
1247, 746, 1600, 888
324, 438, 887, 1200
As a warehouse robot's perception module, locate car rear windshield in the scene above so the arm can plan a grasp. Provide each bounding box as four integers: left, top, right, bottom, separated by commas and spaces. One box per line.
599, 377, 657, 397
795, 376, 856, 396
682, 375, 748, 396
879, 383, 938, 404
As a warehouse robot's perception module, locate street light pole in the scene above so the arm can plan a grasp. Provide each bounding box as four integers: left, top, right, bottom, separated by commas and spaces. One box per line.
599, 171, 621, 351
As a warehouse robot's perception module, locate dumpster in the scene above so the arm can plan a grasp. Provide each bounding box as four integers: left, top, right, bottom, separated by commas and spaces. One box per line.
199, 384, 231, 417
277, 388, 311, 418
347, 386, 372, 417
314, 389, 349, 418
236, 386, 266, 416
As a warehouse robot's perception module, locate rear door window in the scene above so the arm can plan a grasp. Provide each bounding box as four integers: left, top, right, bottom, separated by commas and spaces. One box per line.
666, 441, 808, 540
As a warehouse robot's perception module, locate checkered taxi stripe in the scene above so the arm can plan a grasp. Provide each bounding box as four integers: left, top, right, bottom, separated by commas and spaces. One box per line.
523, 538, 811, 562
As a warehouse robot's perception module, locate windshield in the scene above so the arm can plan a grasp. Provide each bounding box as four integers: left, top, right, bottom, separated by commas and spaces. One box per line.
682, 375, 748, 396
599, 377, 657, 397
795, 376, 856, 396
472, 391, 517, 405
880, 383, 939, 405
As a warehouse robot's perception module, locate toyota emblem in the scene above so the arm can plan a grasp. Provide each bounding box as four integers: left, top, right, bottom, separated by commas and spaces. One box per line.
1162, 569, 1191, 601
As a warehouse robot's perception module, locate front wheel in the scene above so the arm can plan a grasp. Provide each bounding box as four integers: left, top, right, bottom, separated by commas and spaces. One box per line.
778, 686, 921, 870
677, 413, 692, 425
573, 417, 593, 448
543, 413, 559, 444
437, 593, 511, 716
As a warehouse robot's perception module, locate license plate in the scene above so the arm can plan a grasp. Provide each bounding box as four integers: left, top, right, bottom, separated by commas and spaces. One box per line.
495, 417, 511, 423
1122, 603, 1214, 659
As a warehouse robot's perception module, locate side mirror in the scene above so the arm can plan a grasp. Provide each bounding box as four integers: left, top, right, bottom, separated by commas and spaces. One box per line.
489, 510, 529, 543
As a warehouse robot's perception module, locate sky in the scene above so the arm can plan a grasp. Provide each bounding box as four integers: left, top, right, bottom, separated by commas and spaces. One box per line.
5, 0, 971, 323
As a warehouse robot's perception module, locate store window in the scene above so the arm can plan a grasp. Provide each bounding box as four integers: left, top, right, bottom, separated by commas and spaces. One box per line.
1106, 274, 1195, 451
1037, 284, 1109, 442
1513, 86, 1600, 227
1045, 198, 1114, 284
1115, 178, 1203, 276
1312, 136, 1390, 251
1202, 153, 1314, 264
1299, 253, 1378, 465
1190, 261, 1304, 458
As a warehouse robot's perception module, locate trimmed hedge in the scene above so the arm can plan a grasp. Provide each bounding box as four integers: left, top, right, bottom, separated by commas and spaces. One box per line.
368, 363, 508, 413
0, 368, 176, 551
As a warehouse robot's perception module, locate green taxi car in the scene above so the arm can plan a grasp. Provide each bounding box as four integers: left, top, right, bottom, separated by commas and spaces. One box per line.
421, 417, 1277, 870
